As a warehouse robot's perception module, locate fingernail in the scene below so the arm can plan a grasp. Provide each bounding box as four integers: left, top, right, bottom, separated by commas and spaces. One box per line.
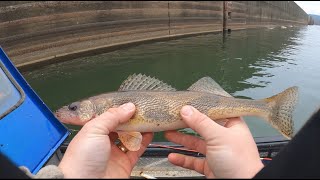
181, 106, 193, 117
120, 102, 135, 111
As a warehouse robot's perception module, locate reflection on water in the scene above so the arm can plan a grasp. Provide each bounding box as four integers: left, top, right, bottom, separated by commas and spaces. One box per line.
22, 26, 320, 140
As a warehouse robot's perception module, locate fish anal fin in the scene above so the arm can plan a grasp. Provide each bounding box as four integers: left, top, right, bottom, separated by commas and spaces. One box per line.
188, 77, 232, 97
118, 73, 176, 91
117, 131, 142, 151
215, 119, 228, 126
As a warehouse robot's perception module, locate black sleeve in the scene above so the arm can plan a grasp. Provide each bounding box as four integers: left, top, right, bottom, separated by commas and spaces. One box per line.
254, 108, 320, 178
0, 152, 30, 179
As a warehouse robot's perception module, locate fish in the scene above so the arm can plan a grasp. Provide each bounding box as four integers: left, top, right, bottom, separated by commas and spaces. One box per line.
55, 73, 298, 151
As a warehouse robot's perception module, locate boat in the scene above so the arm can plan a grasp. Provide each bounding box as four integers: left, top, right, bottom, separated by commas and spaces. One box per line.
54, 135, 288, 178
0, 47, 289, 178
0, 47, 70, 174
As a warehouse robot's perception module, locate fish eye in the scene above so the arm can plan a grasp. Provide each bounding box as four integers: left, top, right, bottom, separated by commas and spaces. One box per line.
68, 103, 78, 111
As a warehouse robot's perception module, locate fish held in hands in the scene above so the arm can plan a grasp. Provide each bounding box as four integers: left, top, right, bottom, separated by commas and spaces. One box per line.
55, 74, 298, 151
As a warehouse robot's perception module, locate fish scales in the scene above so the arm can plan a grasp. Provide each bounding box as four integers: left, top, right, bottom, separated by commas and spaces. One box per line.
84, 91, 273, 132
55, 74, 298, 151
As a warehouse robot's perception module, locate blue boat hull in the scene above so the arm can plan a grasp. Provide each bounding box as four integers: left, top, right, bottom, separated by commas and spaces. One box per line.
0, 48, 69, 174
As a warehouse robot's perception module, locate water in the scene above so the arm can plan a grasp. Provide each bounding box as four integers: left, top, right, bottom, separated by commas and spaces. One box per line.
21, 25, 320, 141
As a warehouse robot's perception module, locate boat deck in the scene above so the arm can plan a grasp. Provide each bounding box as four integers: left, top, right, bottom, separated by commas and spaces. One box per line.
132, 157, 205, 178
46, 136, 288, 178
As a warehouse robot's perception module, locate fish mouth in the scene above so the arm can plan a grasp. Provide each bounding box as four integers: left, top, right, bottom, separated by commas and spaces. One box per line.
55, 109, 82, 125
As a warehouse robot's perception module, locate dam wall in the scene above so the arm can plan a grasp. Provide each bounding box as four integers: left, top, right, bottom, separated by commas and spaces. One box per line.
0, 1, 308, 69
226, 1, 308, 29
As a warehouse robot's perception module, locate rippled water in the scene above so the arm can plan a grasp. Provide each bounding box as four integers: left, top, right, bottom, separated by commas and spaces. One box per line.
22, 25, 320, 141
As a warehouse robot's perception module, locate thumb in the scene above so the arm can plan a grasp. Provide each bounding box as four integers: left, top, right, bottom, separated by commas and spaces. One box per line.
85, 102, 136, 135
180, 105, 224, 141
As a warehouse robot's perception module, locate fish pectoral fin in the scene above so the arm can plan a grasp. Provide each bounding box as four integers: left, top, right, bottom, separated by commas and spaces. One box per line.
118, 73, 176, 91
117, 131, 142, 151
187, 77, 232, 97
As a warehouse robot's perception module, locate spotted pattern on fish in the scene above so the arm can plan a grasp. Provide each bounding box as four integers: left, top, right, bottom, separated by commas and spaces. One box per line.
55, 80, 298, 139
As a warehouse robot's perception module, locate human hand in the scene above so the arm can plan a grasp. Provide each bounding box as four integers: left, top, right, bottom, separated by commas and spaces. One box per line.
165, 105, 264, 178
58, 102, 153, 178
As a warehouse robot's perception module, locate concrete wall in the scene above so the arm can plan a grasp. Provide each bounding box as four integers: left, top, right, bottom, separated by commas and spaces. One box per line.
226, 1, 309, 29
0, 1, 308, 69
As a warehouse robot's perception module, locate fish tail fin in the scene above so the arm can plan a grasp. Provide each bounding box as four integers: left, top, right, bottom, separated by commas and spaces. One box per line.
263, 86, 298, 139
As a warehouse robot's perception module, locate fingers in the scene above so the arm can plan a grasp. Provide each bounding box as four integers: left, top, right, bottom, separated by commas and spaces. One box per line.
127, 132, 154, 165
164, 131, 206, 154
168, 153, 207, 175
180, 106, 224, 141
85, 102, 136, 135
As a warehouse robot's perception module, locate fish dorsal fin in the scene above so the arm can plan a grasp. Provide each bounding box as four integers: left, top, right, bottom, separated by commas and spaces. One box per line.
118, 73, 176, 91
117, 131, 142, 151
187, 77, 232, 97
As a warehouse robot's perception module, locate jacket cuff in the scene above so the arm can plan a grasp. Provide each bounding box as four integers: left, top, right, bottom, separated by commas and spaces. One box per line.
19, 165, 64, 179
